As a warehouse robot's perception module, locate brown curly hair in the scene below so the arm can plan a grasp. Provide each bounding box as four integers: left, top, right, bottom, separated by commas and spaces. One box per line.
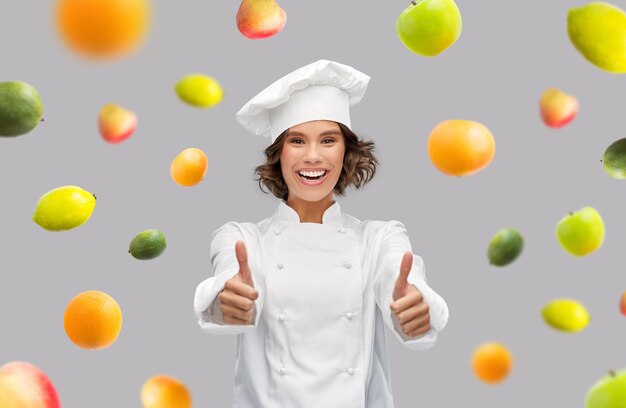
254, 122, 378, 200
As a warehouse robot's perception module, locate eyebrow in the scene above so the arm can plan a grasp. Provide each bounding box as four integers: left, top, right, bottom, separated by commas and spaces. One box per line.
287, 130, 342, 137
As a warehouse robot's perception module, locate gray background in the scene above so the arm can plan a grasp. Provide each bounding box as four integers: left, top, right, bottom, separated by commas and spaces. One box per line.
1, 0, 625, 406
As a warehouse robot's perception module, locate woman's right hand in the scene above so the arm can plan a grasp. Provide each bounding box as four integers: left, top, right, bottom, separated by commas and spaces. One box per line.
219, 240, 259, 325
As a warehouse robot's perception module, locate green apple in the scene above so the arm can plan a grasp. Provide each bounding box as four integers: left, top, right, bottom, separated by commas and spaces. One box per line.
556, 206, 605, 256
396, 0, 462, 57
586, 370, 626, 408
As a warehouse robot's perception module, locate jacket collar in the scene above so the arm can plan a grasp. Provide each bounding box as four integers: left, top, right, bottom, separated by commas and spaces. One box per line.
274, 200, 343, 225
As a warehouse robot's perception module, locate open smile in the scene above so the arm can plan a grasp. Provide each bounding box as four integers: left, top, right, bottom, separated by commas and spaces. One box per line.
295, 170, 329, 186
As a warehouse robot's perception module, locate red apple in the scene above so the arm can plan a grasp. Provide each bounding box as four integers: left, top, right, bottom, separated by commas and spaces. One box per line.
620, 292, 626, 316
0, 361, 61, 407
236, 0, 287, 39
98, 103, 137, 143
540, 88, 578, 128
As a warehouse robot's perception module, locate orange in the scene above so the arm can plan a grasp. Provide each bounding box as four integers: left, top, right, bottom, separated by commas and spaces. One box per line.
471, 342, 513, 384
63, 290, 122, 350
141, 375, 192, 408
56, 0, 151, 59
428, 119, 495, 177
170, 147, 208, 187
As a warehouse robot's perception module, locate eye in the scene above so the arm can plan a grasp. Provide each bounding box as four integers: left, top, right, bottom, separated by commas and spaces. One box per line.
289, 138, 304, 144
322, 138, 336, 144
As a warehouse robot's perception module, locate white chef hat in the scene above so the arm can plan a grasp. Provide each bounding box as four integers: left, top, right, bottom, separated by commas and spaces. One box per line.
236, 59, 371, 143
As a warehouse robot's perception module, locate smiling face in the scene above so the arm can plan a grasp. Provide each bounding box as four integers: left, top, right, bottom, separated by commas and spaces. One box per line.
280, 120, 345, 206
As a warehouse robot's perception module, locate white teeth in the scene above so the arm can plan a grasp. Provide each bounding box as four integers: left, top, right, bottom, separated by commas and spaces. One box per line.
298, 170, 326, 177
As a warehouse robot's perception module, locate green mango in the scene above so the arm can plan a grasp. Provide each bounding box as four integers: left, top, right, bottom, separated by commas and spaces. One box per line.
0, 81, 43, 137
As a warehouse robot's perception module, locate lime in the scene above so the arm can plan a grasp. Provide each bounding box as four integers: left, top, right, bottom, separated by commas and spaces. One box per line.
0, 81, 43, 137
129, 229, 167, 260
603, 138, 626, 179
487, 227, 524, 266
541, 298, 590, 332
175, 74, 223, 108
32, 186, 96, 231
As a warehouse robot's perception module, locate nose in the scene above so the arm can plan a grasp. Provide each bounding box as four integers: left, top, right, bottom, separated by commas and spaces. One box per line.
303, 144, 322, 163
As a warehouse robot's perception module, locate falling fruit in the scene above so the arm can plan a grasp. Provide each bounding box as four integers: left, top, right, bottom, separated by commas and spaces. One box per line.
141, 375, 192, 408
540, 88, 579, 128
129, 229, 167, 260
602, 138, 626, 179
568, 1, 626, 73
0, 81, 43, 137
175, 74, 223, 109
170, 147, 208, 187
541, 298, 590, 333
471, 342, 513, 384
32, 186, 96, 231
556, 206, 605, 256
487, 227, 524, 267
64, 290, 123, 350
428, 119, 495, 177
396, 0, 462, 57
98, 103, 137, 144
236, 0, 287, 39
619, 292, 626, 316
585, 369, 626, 408
0, 361, 61, 408
56, 0, 151, 59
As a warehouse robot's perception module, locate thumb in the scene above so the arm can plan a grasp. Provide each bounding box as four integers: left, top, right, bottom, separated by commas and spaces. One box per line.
235, 240, 254, 287
393, 251, 412, 300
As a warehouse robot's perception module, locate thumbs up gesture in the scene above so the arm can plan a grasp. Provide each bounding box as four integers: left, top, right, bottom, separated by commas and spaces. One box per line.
218, 240, 259, 325
390, 251, 431, 338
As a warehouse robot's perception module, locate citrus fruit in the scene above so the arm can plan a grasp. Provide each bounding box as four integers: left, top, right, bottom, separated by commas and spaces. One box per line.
0, 81, 44, 137
56, 0, 151, 59
170, 147, 208, 187
141, 375, 192, 408
603, 138, 626, 179
487, 227, 524, 266
175, 74, 223, 108
129, 229, 167, 260
568, 2, 626, 73
428, 119, 495, 176
472, 342, 513, 384
32, 185, 96, 231
556, 206, 605, 256
542, 298, 590, 332
64, 290, 123, 350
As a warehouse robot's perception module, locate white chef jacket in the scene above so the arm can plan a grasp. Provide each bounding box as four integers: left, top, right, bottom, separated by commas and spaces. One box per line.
194, 200, 449, 408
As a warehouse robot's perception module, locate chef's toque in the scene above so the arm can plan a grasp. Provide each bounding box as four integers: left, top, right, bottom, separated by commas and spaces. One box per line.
236, 59, 371, 143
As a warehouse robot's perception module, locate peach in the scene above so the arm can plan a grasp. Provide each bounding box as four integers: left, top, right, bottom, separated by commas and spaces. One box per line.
98, 103, 137, 144
540, 88, 578, 128
0, 361, 61, 408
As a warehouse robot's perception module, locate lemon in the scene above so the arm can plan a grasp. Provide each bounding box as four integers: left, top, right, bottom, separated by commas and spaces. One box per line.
129, 229, 167, 260
175, 74, 223, 108
541, 298, 590, 333
568, 2, 626, 73
32, 186, 96, 231
487, 227, 524, 267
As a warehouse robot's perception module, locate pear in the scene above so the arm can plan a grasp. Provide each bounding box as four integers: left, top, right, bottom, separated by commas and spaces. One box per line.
568, 2, 626, 73
236, 0, 287, 39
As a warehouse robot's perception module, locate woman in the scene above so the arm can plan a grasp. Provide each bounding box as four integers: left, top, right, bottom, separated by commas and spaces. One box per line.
194, 59, 449, 407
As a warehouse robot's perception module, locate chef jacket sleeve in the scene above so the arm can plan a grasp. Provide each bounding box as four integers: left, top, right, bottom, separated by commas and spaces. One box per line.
373, 220, 449, 350
194, 221, 265, 334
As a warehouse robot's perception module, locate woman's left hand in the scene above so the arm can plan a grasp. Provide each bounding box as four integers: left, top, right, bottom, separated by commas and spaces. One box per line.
390, 251, 431, 338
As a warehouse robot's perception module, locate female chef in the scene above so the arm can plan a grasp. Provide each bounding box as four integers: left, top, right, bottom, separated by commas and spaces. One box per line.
194, 59, 449, 407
